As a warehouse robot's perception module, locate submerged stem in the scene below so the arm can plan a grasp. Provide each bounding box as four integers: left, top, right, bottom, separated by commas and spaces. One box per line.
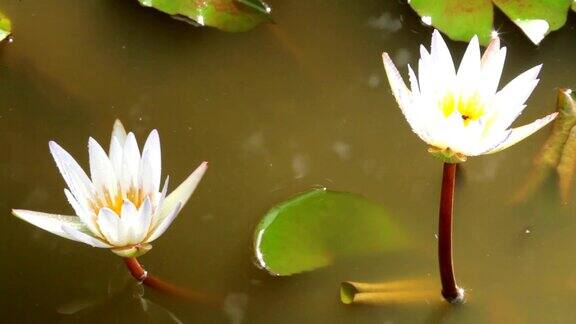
438, 163, 464, 304
123, 257, 221, 305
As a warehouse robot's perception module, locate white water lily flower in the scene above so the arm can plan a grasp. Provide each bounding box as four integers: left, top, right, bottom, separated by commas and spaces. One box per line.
382, 30, 558, 162
12, 120, 207, 257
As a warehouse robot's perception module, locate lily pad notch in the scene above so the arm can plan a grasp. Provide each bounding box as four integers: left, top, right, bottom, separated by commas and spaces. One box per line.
408, 0, 573, 45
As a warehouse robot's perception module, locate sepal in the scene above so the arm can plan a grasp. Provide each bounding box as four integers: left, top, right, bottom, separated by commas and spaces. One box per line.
428, 147, 467, 163
111, 243, 152, 258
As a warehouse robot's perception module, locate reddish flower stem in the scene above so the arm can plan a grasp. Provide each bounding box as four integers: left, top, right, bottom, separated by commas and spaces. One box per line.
123, 257, 221, 305
438, 163, 464, 304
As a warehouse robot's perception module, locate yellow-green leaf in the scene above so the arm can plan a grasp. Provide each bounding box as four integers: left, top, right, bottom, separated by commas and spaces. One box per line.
0, 11, 11, 42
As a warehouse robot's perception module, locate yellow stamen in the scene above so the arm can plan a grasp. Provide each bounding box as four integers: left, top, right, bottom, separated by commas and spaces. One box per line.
439, 92, 485, 126
89, 187, 146, 217
441, 92, 456, 117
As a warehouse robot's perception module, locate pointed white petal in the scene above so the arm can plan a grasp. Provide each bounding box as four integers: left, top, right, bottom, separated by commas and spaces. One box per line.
160, 176, 170, 202
418, 45, 432, 98
109, 119, 127, 151
109, 137, 124, 176
49, 141, 95, 206
157, 162, 207, 224
407, 64, 420, 95
121, 133, 141, 193
481, 35, 501, 66
141, 130, 161, 193
12, 209, 88, 241
88, 137, 118, 199
119, 200, 139, 245
62, 225, 112, 248
481, 36, 507, 96
64, 189, 100, 236
135, 197, 153, 242
492, 65, 542, 130
457, 35, 481, 91
485, 112, 558, 154
97, 208, 121, 246
382, 52, 411, 108
153, 176, 170, 212
146, 202, 182, 243
499, 64, 542, 103
431, 29, 456, 79
382, 52, 428, 139
139, 154, 156, 199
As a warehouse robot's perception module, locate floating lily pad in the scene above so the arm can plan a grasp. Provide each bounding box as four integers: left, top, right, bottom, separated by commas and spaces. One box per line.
409, 0, 493, 45
0, 11, 11, 42
253, 188, 409, 276
409, 0, 572, 45
136, 0, 271, 32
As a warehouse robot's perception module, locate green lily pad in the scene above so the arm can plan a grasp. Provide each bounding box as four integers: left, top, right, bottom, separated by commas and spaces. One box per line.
409, 0, 572, 45
0, 11, 11, 42
253, 188, 409, 276
409, 0, 493, 45
136, 0, 271, 32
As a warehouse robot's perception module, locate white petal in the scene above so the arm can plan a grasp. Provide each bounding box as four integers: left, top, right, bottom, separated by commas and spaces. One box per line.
88, 137, 118, 199
157, 162, 207, 224
481, 35, 501, 66
121, 133, 141, 193
407, 64, 420, 95
135, 197, 153, 242
64, 189, 100, 236
481, 37, 507, 96
146, 202, 182, 243
49, 141, 95, 207
154, 176, 170, 212
456, 35, 481, 92
485, 112, 558, 154
418, 45, 433, 98
382, 53, 426, 138
498, 64, 542, 104
492, 65, 542, 130
109, 120, 127, 176
109, 137, 124, 176
119, 200, 139, 245
160, 176, 170, 202
97, 208, 121, 246
12, 209, 87, 241
431, 29, 456, 80
109, 119, 127, 151
141, 130, 161, 193
62, 225, 112, 248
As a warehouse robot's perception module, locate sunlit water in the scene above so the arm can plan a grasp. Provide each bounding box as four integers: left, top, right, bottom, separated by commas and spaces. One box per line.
2, 0, 576, 322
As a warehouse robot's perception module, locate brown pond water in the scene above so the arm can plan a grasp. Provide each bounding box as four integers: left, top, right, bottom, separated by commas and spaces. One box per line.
2, 0, 576, 322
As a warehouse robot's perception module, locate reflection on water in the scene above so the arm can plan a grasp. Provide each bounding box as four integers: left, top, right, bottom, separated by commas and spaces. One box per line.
58, 281, 184, 323
2, 0, 576, 322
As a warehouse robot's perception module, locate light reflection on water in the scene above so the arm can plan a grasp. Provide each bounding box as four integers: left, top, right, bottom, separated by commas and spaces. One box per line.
1, 0, 576, 322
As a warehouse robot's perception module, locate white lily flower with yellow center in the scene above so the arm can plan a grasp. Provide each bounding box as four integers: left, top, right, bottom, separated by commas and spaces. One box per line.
13, 120, 207, 257
382, 30, 558, 162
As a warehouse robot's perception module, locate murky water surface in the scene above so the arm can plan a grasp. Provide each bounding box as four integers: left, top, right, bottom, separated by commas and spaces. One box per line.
2, 0, 576, 322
